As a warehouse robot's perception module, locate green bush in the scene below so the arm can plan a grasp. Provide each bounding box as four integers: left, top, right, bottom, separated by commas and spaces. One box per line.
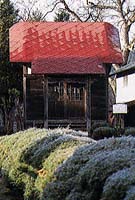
91, 121, 109, 133
91, 121, 109, 131
124, 127, 135, 136
43, 136, 135, 200
1, 128, 135, 200
114, 127, 125, 136
92, 126, 116, 140
0, 128, 94, 200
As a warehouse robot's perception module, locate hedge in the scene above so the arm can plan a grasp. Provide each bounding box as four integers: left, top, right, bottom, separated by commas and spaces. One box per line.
43, 136, 135, 200
0, 128, 94, 200
124, 127, 135, 136
1, 128, 135, 200
92, 126, 116, 140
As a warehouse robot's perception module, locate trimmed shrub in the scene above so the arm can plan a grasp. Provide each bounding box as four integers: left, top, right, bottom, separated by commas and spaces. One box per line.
124, 127, 135, 136
91, 121, 109, 134
43, 136, 135, 200
0, 128, 94, 200
114, 127, 125, 136
92, 126, 116, 140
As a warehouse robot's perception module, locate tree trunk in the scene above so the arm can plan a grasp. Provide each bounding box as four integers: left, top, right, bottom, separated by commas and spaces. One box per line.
120, 24, 130, 64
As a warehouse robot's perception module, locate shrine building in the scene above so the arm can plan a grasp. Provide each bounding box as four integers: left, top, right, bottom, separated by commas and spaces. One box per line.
9, 22, 123, 133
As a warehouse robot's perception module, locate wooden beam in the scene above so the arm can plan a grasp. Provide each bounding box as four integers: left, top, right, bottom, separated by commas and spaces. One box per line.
104, 64, 110, 122
63, 81, 68, 118
84, 85, 87, 119
105, 75, 109, 122
23, 65, 28, 75
23, 68, 27, 129
87, 75, 91, 136
43, 75, 48, 128
48, 76, 87, 83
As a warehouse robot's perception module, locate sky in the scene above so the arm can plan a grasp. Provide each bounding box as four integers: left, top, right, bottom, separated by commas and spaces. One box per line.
12, 0, 59, 20
12, 0, 53, 20
11, 0, 135, 21
11, 0, 85, 21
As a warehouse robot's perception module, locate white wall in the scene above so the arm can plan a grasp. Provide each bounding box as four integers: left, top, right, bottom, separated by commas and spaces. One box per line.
28, 67, 31, 74
116, 73, 135, 103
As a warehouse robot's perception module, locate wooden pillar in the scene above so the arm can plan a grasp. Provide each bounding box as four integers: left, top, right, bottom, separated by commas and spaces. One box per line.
23, 65, 28, 129
64, 81, 67, 118
87, 75, 91, 137
105, 75, 109, 122
23, 65, 28, 75
105, 64, 111, 123
84, 84, 87, 119
43, 75, 48, 129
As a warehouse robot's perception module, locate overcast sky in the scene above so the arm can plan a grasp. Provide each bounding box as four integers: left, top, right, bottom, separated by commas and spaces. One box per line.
12, 0, 53, 20
11, 0, 135, 21
11, 0, 84, 21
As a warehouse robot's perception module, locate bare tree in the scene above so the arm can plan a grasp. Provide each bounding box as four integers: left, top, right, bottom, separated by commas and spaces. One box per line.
86, 0, 135, 64
12, 0, 47, 21
12, 0, 135, 63
44, 0, 135, 64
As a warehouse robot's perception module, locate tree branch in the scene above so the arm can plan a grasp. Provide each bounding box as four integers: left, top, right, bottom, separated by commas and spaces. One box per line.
117, 0, 127, 23
128, 11, 135, 26
60, 0, 82, 21
88, 1, 117, 11
41, 1, 62, 20
128, 36, 135, 50
121, 0, 126, 5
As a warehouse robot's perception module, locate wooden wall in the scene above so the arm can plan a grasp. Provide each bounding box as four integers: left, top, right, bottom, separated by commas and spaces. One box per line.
24, 74, 107, 131
91, 75, 107, 121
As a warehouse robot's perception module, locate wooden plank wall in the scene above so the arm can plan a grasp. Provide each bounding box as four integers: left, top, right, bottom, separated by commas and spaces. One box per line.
91, 75, 107, 121
23, 74, 108, 131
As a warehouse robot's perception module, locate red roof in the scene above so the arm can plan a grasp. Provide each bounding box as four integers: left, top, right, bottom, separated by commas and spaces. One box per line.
32, 57, 105, 74
9, 21, 123, 74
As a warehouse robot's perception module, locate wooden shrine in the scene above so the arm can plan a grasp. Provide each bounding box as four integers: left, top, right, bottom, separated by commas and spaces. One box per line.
9, 22, 123, 133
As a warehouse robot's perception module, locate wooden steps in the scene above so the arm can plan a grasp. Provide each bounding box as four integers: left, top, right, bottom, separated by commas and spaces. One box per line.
25, 120, 87, 131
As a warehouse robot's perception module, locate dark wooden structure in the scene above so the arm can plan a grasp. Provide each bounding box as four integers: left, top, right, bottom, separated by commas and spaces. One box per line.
9, 22, 123, 132
23, 73, 107, 131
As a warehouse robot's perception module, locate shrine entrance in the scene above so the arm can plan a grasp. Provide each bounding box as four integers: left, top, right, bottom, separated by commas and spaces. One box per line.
48, 78, 86, 120
24, 74, 107, 131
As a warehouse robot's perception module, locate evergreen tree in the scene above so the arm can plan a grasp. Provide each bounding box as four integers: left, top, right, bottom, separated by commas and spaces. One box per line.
0, 0, 21, 95
0, 0, 22, 133
54, 9, 70, 22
